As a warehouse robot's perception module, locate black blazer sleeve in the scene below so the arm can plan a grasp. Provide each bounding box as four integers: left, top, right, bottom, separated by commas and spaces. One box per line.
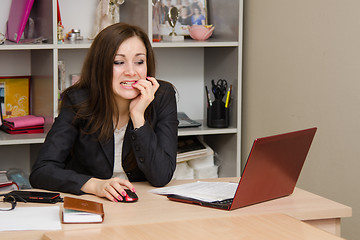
30, 89, 95, 195
124, 81, 178, 187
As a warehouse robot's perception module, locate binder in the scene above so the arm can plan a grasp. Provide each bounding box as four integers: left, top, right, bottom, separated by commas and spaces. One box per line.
6, 0, 35, 43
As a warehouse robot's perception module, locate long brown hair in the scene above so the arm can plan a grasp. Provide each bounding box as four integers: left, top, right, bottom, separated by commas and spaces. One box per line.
61, 23, 156, 142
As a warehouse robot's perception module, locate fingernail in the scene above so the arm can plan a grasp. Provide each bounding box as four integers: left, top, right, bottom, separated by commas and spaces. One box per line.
117, 195, 123, 201
114, 198, 118, 202
132, 188, 136, 192
122, 191, 127, 196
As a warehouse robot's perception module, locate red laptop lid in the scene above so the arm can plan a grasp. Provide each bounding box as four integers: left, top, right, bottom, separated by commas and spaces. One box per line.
230, 127, 317, 210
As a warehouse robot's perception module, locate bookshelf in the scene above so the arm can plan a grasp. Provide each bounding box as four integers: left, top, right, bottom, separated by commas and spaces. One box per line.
0, 0, 243, 178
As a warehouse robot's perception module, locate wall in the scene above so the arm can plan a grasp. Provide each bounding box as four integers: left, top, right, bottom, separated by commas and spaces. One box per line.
242, 0, 360, 239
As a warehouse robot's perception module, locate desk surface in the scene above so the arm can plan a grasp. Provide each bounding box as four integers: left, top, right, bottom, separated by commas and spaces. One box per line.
1, 178, 352, 240
42, 213, 345, 240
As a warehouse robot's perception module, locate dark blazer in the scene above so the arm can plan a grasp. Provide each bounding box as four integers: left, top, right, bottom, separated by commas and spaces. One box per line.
30, 81, 178, 195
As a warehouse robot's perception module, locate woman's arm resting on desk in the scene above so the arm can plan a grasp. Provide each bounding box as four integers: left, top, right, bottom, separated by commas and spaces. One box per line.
81, 177, 135, 202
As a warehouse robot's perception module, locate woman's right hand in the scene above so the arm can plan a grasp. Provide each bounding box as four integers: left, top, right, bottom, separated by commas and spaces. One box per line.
80, 177, 136, 202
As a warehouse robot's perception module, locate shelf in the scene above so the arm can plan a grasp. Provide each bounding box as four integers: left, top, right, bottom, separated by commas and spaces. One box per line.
0, 0, 243, 177
0, 41, 54, 50
0, 131, 46, 145
0, 40, 239, 51
178, 120, 237, 136
152, 39, 239, 48
0, 123, 236, 145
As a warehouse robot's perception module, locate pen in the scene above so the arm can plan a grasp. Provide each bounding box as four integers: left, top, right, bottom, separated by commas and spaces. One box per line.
205, 86, 212, 107
225, 85, 232, 108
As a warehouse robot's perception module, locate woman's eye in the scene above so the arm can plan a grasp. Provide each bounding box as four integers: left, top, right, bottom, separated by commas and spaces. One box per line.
136, 60, 145, 65
114, 61, 124, 65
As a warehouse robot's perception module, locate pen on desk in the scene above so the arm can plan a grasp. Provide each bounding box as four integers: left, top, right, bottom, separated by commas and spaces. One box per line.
205, 86, 212, 107
225, 85, 232, 108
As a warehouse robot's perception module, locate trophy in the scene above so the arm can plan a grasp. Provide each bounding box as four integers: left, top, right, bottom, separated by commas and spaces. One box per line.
163, 7, 184, 42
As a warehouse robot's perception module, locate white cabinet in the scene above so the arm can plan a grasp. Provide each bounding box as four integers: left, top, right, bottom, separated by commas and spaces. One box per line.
0, 0, 243, 177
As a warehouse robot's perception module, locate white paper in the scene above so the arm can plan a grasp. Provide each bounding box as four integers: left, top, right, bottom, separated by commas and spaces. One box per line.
149, 181, 238, 202
0, 206, 62, 231
63, 208, 102, 223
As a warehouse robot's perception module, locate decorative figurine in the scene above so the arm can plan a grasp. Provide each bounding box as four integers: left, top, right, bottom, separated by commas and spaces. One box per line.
57, 22, 65, 44
90, 0, 125, 39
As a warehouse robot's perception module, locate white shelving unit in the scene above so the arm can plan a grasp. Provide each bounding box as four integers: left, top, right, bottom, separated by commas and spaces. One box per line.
0, 0, 243, 177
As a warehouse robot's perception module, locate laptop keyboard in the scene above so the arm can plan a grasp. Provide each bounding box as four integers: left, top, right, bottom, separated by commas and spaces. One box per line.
213, 198, 233, 205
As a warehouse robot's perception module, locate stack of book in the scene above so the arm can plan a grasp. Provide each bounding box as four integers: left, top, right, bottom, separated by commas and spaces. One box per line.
174, 136, 218, 180
0, 171, 19, 193
1, 115, 44, 134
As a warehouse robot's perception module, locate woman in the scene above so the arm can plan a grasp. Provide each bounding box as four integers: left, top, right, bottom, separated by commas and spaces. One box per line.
30, 23, 178, 202
191, 5, 206, 26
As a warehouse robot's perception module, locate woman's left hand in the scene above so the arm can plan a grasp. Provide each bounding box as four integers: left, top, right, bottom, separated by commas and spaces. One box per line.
130, 76, 159, 128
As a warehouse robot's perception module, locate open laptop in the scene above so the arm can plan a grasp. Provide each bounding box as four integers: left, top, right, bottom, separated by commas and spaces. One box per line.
167, 127, 317, 210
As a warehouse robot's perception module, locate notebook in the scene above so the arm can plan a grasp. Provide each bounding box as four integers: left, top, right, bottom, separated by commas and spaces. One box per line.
167, 127, 317, 210
6, 0, 35, 43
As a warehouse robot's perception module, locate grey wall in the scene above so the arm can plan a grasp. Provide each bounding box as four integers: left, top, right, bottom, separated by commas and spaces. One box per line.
242, 0, 359, 239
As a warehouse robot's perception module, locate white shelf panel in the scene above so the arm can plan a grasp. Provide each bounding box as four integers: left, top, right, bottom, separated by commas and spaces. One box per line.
0, 131, 46, 145
178, 120, 237, 136
0, 42, 54, 50
153, 39, 238, 48
0, 40, 239, 51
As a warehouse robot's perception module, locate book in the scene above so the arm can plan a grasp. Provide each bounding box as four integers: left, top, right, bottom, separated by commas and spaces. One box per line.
177, 136, 206, 154
6, 0, 35, 43
62, 197, 104, 224
0, 76, 31, 118
177, 136, 209, 162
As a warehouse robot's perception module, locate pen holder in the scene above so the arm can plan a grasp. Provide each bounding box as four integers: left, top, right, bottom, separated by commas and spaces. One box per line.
207, 100, 229, 128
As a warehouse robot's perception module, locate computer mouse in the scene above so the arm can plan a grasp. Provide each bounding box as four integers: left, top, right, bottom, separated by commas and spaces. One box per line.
119, 189, 138, 203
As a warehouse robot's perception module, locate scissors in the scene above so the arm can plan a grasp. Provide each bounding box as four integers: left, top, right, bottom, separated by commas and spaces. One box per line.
211, 79, 228, 100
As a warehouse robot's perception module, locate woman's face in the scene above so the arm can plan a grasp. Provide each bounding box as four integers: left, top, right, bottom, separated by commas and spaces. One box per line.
112, 36, 147, 101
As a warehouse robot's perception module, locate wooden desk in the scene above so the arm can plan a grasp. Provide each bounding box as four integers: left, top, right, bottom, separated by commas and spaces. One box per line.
1, 178, 352, 240
42, 213, 345, 240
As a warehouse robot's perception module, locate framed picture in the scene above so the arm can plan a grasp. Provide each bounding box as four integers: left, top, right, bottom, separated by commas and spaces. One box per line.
153, 0, 208, 38
0, 76, 31, 119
